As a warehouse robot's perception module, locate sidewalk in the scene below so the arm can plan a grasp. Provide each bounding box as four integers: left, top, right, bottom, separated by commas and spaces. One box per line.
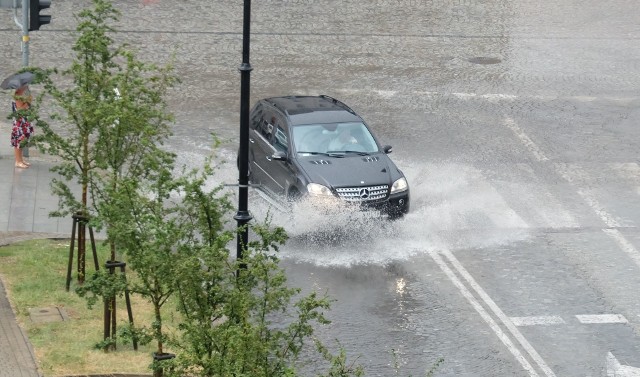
0, 120, 70, 377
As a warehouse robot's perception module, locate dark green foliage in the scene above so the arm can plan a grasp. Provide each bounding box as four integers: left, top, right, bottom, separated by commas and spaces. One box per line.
75, 269, 128, 309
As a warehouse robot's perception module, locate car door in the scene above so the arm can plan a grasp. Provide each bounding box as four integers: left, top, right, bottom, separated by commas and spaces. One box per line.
249, 106, 289, 195
268, 116, 294, 197
249, 103, 274, 188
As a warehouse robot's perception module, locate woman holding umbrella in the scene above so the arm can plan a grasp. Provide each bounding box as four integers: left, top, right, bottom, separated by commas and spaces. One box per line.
11, 84, 34, 168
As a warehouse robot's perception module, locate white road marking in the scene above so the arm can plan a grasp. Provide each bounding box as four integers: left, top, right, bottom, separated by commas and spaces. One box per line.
576, 314, 628, 324
551, 163, 623, 227
502, 118, 622, 226
428, 250, 541, 377
510, 316, 565, 326
504, 118, 626, 229
333, 88, 638, 104
503, 118, 549, 162
372, 89, 397, 98
573, 188, 622, 228
511, 314, 631, 326
436, 250, 555, 377
604, 228, 640, 270
606, 352, 640, 377
438, 249, 557, 377
452, 92, 519, 101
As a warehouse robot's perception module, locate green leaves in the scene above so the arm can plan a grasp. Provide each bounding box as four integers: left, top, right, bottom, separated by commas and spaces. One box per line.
32, 0, 176, 220
25, 1, 368, 375
75, 269, 128, 309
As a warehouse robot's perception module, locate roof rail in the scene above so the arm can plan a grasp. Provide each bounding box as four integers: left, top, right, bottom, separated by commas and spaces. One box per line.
319, 94, 356, 115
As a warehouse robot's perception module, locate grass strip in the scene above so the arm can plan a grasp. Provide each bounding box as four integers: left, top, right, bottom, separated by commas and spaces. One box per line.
0, 238, 166, 377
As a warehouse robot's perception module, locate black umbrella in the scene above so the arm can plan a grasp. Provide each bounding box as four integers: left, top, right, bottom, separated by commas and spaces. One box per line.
1, 72, 35, 90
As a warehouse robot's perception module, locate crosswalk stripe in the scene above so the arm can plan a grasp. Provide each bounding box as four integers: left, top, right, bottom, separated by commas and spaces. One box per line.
575, 314, 628, 324
510, 314, 630, 326
511, 316, 565, 326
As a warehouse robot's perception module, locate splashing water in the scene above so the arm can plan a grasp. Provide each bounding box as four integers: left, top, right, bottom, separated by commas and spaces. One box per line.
247, 158, 532, 267
170, 144, 534, 268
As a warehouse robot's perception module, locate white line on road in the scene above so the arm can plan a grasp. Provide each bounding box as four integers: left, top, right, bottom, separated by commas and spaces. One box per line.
428, 250, 541, 377
503, 118, 549, 162
603, 228, 640, 270
333, 88, 638, 104
510, 316, 565, 327
510, 314, 632, 326
441, 249, 557, 377
606, 352, 640, 377
572, 188, 622, 228
576, 314, 628, 324
452, 92, 519, 101
503, 117, 625, 228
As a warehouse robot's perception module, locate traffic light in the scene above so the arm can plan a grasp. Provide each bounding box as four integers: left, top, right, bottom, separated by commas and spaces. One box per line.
29, 0, 51, 31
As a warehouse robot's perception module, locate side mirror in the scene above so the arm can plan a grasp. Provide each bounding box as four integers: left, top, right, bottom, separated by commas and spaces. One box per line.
383, 145, 393, 154
271, 151, 288, 161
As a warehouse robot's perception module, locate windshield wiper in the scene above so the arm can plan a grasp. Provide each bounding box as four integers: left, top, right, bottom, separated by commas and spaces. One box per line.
297, 151, 347, 157
326, 150, 371, 156
297, 151, 328, 155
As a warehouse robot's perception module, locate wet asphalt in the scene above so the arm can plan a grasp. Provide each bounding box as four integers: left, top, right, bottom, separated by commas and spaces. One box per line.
1, 1, 640, 376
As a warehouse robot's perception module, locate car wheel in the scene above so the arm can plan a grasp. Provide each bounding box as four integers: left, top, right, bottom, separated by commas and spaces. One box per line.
387, 209, 405, 221
287, 188, 301, 203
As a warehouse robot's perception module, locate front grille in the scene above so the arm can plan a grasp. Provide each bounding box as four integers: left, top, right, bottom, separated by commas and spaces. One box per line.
335, 185, 389, 202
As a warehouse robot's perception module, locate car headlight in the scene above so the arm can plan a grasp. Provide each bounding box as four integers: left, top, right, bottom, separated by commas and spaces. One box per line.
390, 177, 408, 194
307, 183, 333, 196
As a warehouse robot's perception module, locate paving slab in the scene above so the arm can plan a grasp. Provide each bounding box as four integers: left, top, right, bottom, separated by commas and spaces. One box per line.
0, 122, 69, 377
0, 278, 40, 377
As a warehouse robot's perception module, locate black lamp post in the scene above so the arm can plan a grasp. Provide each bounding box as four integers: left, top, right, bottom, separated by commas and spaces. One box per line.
234, 0, 253, 271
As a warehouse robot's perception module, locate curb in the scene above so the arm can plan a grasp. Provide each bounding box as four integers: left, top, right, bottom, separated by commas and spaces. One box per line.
63, 375, 152, 377
0, 232, 70, 247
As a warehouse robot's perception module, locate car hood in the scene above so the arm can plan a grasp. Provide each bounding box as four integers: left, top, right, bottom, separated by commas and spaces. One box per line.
298, 153, 400, 188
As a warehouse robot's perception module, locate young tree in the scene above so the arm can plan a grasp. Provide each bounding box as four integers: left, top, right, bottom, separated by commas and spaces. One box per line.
106, 164, 184, 372
26, 1, 367, 375
32, 0, 176, 283
77, 159, 185, 374
161, 162, 363, 377
92, 155, 364, 376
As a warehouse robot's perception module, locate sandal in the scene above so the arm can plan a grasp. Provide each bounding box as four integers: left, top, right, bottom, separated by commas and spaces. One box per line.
23, 160, 31, 166
15, 162, 29, 169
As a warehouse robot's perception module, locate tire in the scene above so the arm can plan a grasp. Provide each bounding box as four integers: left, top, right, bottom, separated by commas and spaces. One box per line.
287, 188, 301, 203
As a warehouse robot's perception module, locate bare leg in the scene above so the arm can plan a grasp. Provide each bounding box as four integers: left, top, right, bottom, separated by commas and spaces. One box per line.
14, 148, 28, 168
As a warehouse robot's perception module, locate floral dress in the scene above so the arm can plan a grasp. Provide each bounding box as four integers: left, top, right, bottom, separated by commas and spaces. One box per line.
11, 101, 33, 149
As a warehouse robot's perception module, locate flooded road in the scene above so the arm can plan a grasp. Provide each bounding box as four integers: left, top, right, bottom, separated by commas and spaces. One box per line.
2, 0, 640, 375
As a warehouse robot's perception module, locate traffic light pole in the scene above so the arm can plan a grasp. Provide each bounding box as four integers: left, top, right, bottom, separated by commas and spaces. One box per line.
21, 0, 29, 66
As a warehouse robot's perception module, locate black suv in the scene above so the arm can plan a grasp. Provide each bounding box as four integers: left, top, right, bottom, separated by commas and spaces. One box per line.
245, 95, 409, 218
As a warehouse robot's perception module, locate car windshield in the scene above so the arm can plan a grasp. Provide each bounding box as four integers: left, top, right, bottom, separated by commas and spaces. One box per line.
292, 122, 379, 154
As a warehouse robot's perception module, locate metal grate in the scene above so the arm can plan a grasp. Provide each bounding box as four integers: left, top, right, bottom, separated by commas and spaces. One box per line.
335, 185, 388, 202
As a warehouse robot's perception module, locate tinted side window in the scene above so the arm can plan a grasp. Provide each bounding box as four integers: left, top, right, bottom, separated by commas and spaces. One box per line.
257, 109, 275, 141
270, 112, 289, 153
249, 102, 263, 130
273, 126, 288, 153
